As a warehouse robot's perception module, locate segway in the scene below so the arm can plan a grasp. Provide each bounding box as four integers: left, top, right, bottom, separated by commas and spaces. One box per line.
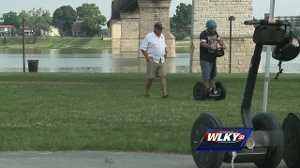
191, 19, 295, 168
282, 113, 300, 168
193, 81, 226, 100
275, 34, 300, 168
193, 48, 226, 101
271, 20, 300, 168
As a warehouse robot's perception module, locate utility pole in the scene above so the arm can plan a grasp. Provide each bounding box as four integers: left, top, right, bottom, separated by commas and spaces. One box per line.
228, 16, 235, 74
262, 0, 276, 112
22, 16, 26, 73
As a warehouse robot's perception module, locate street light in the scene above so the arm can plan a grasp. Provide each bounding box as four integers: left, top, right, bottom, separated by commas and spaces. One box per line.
262, 0, 276, 113
228, 16, 235, 74
22, 16, 26, 73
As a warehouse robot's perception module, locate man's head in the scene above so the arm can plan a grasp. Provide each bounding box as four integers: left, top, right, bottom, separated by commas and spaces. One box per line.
154, 22, 163, 36
206, 20, 217, 33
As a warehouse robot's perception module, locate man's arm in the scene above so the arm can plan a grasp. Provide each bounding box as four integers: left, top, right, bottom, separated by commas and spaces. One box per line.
218, 38, 225, 49
140, 35, 151, 62
200, 41, 210, 48
141, 49, 151, 62
164, 48, 168, 59
200, 32, 210, 48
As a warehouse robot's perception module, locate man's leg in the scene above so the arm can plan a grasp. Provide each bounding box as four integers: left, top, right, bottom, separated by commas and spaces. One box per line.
159, 76, 168, 97
145, 60, 155, 97
210, 61, 217, 93
159, 63, 168, 97
200, 61, 211, 91
145, 78, 153, 97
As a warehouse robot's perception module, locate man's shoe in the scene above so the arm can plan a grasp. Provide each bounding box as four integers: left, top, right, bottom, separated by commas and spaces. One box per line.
162, 95, 169, 98
209, 89, 220, 97
213, 89, 219, 95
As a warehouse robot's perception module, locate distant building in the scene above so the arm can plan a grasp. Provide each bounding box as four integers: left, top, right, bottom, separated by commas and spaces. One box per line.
72, 20, 86, 37
0, 25, 16, 37
23, 27, 56, 37
40, 26, 61, 37
23, 27, 34, 36
48, 26, 60, 37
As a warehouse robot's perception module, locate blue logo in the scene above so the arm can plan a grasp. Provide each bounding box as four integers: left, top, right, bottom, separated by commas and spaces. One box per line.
196, 128, 253, 151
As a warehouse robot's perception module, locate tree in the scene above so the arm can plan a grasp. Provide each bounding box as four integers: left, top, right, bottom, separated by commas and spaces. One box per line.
76, 3, 107, 37
27, 8, 52, 36
53, 6, 77, 36
2, 11, 20, 28
171, 3, 192, 40
18, 9, 52, 36
18, 10, 30, 33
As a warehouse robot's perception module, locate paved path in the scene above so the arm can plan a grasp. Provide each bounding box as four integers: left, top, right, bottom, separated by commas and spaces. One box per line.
0, 151, 287, 168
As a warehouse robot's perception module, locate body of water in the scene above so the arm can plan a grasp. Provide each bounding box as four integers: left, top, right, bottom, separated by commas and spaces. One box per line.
0, 49, 299, 73
0, 49, 190, 73
260, 52, 300, 73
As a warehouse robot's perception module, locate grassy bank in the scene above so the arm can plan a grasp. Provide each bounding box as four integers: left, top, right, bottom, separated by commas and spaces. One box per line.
176, 41, 191, 53
0, 37, 111, 50
0, 73, 298, 153
0, 37, 191, 52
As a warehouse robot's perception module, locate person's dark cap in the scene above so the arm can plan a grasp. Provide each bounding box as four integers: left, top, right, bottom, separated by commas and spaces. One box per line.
154, 22, 163, 30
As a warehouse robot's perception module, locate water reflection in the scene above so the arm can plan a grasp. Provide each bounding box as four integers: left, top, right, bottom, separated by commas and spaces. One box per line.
0, 49, 190, 73
0, 48, 299, 73
260, 52, 300, 73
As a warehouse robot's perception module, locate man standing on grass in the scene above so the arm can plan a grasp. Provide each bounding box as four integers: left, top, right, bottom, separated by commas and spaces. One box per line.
140, 22, 168, 98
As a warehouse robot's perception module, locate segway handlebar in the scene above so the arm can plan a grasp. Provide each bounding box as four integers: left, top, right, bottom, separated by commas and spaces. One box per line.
244, 19, 291, 26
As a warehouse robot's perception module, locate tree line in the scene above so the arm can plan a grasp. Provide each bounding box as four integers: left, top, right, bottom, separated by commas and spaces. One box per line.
171, 3, 192, 40
0, 3, 107, 37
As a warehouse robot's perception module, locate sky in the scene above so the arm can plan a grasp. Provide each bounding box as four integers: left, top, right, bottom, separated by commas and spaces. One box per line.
0, 0, 300, 19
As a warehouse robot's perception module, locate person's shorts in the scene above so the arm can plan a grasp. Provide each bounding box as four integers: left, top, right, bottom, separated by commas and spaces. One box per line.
146, 60, 167, 79
200, 60, 217, 81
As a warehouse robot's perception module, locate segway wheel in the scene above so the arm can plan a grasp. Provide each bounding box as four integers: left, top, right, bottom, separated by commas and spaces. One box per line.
252, 113, 284, 168
191, 112, 224, 168
215, 82, 226, 101
283, 113, 300, 168
193, 81, 208, 100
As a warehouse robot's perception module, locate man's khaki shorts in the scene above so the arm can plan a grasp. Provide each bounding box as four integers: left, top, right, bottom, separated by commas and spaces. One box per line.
146, 60, 167, 79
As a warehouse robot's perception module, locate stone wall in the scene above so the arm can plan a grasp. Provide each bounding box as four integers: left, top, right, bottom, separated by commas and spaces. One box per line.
111, 0, 176, 58
120, 11, 140, 53
138, 0, 176, 58
111, 20, 122, 54
191, 0, 254, 73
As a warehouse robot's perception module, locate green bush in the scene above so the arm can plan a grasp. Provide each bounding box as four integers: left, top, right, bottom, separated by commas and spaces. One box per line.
175, 32, 188, 41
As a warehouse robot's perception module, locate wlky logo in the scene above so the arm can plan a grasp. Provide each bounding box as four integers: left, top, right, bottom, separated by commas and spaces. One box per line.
196, 128, 253, 151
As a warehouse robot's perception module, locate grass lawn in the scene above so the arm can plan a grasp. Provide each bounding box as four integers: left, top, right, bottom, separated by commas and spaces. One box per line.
0, 73, 299, 153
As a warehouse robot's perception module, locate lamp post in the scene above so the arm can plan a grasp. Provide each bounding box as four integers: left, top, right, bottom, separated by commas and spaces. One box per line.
228, 16, 235, 74
262, 0, 276, 112
22, 16, 26, 73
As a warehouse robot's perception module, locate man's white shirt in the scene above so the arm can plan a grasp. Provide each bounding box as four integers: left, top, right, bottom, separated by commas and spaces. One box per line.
140, 32, 166, 64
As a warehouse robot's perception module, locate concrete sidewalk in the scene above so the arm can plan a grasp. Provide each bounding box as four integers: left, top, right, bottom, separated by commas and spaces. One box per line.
0, 151, 287, 168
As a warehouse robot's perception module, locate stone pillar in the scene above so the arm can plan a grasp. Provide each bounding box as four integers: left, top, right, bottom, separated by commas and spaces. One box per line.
111, 20, 122, 54
120, 11, 140, 54
138, 0, 176, 57
191, 0, 254, 73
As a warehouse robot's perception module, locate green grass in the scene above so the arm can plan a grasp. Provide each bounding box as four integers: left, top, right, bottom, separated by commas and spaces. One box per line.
176, 40, 191, 53
0, 37, 111, 50
0, 73, 299, 153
